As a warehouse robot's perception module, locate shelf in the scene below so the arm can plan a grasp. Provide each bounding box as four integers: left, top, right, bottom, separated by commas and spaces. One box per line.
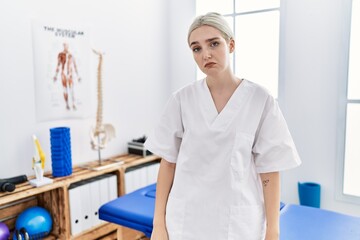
0, 154, 160, 204
0, 154, 161, 240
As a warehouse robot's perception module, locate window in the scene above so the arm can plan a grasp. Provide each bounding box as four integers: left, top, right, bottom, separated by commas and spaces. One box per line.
342, 0, 360, 199
196, 0, 280, 97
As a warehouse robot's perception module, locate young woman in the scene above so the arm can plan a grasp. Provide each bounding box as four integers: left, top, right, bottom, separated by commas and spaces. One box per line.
145, 12, 301, 240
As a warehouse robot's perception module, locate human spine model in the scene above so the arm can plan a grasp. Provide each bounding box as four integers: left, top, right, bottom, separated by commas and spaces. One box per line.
90, 49, 115, 151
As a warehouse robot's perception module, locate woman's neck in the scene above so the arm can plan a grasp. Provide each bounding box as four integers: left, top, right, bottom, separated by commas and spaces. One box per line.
206, 72, 241, 91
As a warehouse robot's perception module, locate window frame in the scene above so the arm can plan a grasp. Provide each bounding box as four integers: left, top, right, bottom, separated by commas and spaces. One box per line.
336, 0, 360, 204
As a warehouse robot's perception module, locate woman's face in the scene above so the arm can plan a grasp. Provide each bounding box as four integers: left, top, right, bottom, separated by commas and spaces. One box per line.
189, 25, 234, 77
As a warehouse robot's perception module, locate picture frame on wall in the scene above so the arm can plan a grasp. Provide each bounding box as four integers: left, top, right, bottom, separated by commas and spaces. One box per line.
32, 19, 93, 121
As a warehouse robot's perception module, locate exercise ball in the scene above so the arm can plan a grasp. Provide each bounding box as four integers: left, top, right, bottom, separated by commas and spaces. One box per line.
0, 222, 10, 240
15, 206, 52, 238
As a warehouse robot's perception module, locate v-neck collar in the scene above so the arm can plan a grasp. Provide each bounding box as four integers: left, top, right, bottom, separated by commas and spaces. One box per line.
200, 78, 250, 130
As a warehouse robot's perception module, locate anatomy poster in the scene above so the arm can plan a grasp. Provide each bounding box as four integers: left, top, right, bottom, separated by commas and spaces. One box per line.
32, 20, 93, 121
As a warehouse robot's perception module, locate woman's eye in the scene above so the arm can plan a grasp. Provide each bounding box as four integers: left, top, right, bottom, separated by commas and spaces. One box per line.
192, 47, 201, 52
210, 41, 219, 47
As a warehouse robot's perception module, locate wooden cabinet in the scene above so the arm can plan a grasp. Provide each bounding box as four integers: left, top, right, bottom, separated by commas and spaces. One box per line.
0, 154, 160, 240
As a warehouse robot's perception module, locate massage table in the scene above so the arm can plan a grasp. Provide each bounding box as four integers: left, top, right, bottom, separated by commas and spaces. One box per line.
99, 184, 360, 239
280, 204, 360, 240
99, 183, 156, 238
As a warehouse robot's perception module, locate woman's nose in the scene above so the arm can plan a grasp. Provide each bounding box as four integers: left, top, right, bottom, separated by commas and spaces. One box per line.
202, 51, 212, 60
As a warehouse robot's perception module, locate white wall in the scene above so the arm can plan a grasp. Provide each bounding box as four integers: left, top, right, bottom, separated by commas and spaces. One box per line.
0, 0, 170, 177
1, 0, 359, 216
279, 0, 360, 216
167, 0, 197, 92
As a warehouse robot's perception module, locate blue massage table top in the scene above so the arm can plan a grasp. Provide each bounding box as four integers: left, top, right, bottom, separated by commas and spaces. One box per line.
99, 183, 156, 237
280, 204, 360, 240
100, 184, 360, 239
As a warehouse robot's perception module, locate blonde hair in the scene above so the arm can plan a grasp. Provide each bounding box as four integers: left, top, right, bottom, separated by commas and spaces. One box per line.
187, 12, 234, 46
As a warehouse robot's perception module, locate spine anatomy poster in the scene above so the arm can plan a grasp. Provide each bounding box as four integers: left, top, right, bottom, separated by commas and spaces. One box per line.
32, 20, 93, 121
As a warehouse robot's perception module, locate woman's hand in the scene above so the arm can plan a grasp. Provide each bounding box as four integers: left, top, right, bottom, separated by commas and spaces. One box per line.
150, 225, 169, 240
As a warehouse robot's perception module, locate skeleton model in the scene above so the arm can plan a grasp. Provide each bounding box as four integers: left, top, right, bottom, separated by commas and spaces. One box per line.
90, 49, 116, 163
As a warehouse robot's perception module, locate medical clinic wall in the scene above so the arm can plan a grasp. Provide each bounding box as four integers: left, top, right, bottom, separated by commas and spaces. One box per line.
2, 0, 359, 217
0, 0, 173, 178
279, 0, 360, 216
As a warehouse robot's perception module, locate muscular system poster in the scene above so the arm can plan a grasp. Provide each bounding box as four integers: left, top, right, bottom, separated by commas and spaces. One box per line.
32, 20, 93, 121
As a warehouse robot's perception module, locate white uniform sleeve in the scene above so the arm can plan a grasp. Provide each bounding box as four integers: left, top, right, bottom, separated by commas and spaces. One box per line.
144, 94, 183, 163
252, 96, 301, 173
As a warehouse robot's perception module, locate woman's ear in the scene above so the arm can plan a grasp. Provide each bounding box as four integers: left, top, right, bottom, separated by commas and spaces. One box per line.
229, 38, 235, 53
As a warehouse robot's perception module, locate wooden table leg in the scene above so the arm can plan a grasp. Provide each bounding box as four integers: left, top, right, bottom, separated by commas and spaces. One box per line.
116, 226, 123, 240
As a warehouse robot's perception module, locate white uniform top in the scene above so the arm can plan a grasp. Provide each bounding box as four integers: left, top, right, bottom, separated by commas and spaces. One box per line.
145, 79, 301, 240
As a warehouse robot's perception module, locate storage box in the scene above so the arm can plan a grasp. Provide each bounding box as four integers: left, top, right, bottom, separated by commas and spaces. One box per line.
128, 141, 152, 157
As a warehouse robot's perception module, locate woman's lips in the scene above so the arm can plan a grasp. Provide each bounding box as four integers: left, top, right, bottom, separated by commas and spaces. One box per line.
204, 62, 216, 68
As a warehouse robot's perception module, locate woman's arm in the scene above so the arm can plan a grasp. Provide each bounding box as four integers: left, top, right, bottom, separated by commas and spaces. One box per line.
151, 159, 176, 240
260, 171, 280, 240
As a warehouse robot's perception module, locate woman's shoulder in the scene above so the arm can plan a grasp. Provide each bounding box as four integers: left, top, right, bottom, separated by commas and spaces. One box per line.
172, 79, 204, 97
243, 79, 274, 100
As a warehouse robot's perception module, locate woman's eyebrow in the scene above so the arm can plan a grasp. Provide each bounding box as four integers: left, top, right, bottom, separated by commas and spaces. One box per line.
190, 37, 220, 47
190, 41, 199, 47
206, 37, 220, 42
